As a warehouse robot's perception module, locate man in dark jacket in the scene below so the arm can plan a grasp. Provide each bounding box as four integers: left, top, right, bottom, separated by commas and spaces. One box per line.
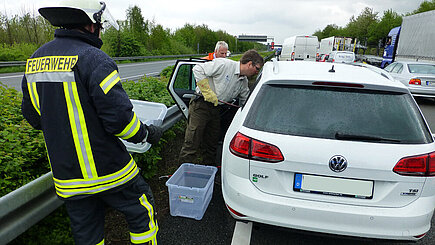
21, 1, 162, 244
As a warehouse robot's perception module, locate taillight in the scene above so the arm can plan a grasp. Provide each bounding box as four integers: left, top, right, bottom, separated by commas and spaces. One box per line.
226, 204, 246, 217
409, 79, 421, 85
393, 152, 435, 176
291, 52, 295, 61
229, 132, 250, 158
414, 233, 427, 239
332, 59, 335, 62
229, 132, 284, 163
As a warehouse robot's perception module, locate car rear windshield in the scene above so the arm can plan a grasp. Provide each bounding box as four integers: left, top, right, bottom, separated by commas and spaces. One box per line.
244, 84, 432, 144
408, 64, 435, 74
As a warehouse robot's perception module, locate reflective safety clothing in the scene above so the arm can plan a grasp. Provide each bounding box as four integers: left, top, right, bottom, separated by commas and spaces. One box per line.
21, 29, 148, 200
65, 175, 158, 245
202, 52, 215, 60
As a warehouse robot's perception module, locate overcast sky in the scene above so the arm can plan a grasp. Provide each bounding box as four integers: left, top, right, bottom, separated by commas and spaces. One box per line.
2, 0, 425, 44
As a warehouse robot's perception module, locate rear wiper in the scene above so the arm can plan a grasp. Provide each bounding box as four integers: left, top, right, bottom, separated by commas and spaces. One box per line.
335, 132, 402, 143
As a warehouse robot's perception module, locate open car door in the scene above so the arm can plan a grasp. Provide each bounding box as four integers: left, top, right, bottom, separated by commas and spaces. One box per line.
167, 59, 208, 119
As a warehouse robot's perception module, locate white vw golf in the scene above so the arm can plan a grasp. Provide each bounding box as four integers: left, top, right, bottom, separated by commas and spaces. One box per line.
221, 60, 435, 241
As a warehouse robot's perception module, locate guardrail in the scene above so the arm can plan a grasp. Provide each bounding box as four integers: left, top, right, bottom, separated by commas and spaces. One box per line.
0, 54, 208, 68
0, 104, 183, 245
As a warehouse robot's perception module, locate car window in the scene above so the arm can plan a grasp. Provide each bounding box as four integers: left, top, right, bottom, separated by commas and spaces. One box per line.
244, 84, 432, 144
384, 63, 396, 72
174, 64, 196, 90
391, 63, 403, 73
407, 64, 435, 74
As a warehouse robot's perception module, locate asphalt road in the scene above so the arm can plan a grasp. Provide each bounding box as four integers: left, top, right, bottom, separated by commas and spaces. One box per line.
159, 97, 435, 245
0, 59, 177, 92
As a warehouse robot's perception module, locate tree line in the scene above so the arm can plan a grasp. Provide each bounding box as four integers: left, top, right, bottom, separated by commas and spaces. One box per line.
312, 0, 435, 53
1, 1, 434, 61
0, 5, 264, 61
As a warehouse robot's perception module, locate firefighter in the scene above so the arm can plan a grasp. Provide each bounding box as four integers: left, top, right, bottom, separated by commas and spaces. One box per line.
21, 1, 161, 244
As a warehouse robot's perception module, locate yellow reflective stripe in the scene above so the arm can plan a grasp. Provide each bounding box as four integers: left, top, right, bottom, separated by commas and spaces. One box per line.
130, 226, 158, 244
27, 82, 40, 115
64, 82, 87, 178
54, 157, 135, 186
54, 162, 139, 198
63, 82, 97, 179
115, 113, 141, 139
131, 194, 158, 244
26, 55, 78, 74
96, 239, 104, 245
99, 70, 120, 94
140, 194, 157, 231
71, 82, 98, 178
32, 82, 40, 111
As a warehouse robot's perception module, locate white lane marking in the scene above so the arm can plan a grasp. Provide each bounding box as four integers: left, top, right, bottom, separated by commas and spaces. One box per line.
121, 72, 160, 81
117, 60, 175, 68
231, 221, 253, 245
0, 74, 24, 79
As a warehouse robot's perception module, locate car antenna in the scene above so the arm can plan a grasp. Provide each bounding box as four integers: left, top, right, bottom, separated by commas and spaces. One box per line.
329, 65, 335, 73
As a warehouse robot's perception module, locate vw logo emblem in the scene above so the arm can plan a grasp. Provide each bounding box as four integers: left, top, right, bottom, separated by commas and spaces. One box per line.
329, 155, 347, 172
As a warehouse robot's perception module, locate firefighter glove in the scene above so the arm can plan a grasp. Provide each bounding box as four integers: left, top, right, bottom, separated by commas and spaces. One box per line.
197, 78, 218, 106
145, 124, 163, 145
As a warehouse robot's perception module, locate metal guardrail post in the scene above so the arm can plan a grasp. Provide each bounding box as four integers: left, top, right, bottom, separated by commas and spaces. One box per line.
0, 104, 183, 245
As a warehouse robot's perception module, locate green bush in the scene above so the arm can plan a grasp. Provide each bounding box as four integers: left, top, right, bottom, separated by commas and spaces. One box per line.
0, 83, 49, 197
0, 43, 38, 61
122, 76, 174, 106
160, 65, 174, 78
10, 206, 74, 245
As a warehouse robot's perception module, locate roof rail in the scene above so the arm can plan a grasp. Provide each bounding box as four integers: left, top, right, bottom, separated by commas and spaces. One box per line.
272, 58, 279, 74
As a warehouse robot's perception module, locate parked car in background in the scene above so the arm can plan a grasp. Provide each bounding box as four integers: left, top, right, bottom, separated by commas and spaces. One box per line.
384, 61, 435, 97
328, 51, 356, 63
220, 60, 435, 241
318, 54, 329, 62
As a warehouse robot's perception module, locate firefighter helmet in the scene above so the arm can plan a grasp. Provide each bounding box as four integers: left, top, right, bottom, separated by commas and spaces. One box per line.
39, 0, 119, 30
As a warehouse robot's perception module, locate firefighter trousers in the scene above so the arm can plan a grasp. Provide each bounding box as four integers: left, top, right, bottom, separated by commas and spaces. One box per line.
64, 175, 158, 245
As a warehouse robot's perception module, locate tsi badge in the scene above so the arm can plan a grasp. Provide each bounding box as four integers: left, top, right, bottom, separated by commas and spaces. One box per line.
252, 173, 269, 182
401, 189, 419, 196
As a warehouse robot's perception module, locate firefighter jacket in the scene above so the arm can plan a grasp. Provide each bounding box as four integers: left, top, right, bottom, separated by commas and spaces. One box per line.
21, 29, 148, 200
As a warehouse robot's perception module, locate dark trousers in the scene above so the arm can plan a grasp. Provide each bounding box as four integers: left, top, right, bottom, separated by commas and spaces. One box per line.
179, 98, 221, 165
64, 175, 158, 245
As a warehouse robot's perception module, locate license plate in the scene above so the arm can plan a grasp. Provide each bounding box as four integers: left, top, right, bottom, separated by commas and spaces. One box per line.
293, 173, 373, 199
426, 81, 435, 86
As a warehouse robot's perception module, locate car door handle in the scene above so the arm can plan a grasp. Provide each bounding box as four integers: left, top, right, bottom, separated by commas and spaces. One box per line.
183, 94, 195, 99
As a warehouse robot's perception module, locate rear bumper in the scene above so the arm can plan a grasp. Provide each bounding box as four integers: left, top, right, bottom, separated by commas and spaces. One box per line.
409, 86, 435, 98
222, 171, 434, 241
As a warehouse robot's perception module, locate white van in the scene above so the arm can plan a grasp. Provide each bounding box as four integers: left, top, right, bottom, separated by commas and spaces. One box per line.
280, 35, 319, 61
327, 51, 356, 63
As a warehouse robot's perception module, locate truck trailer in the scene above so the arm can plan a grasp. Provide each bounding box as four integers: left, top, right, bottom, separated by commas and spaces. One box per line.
381, 10, 435, 68
318, 36, 353, 56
